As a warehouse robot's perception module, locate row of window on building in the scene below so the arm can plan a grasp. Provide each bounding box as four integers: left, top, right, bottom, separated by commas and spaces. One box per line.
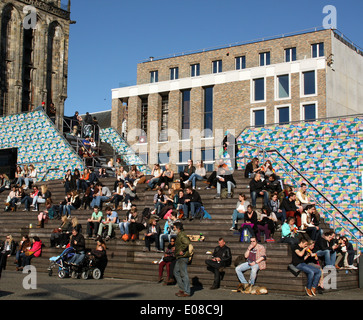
139, 69, 318, 142
150, 43, 324, 83
137, 98, 317, 172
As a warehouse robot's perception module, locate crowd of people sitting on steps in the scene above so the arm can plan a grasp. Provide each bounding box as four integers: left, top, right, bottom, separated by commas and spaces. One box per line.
0, 155, 359, 295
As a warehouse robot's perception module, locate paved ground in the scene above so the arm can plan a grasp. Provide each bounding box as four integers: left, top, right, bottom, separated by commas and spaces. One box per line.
0, 270, 362, 301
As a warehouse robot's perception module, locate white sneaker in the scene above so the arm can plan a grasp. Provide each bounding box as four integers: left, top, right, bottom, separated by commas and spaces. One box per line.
348, 265, 358, 270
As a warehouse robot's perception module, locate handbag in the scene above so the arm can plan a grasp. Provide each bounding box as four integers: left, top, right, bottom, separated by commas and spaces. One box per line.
288, 264, 301, 277
163, 255, 175, 263
25, 250, 34, 256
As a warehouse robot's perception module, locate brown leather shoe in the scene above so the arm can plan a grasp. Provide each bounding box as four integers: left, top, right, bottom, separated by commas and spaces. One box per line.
175, 290, 184, 296
305, 287, 314, 297
311, 287, 317, 296
177, 292, 190, 297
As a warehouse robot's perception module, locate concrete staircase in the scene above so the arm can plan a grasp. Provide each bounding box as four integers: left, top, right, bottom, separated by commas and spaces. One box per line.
0, 170, 359, 295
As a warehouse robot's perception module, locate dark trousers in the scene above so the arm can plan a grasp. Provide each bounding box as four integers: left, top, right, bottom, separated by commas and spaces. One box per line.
205, 259, 225, 288
206, 171, 217, 188
129, 222, 145, 236
86, 222, 100, 237
145, 234, 160, 250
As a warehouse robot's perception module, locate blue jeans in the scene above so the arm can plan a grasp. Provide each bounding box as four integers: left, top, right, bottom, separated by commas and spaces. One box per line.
316, 250, 336, 266
154, 201, 165, 215
174, 257, 190, 295
63, 205, 75, 217
21, 196, 31, 210
147, 178, 159, 189
188, 173, 204, 188
183, 202, 202, 219
24, 177, 34, 188
159, 234, 176, 250
250, 190, 269, 207
276, 209, 286, 223
69, 251, 85, 266
91, 196, 110, 209
232, 209, 244, 228
235, 262, 260, 285
217, 181, 235, 195
17, 177, 25, 186
119, 222, 130, 235
296, 263, 321, 289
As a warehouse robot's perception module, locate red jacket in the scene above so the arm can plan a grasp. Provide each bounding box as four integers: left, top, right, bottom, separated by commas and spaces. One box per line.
29, 240, 42, 257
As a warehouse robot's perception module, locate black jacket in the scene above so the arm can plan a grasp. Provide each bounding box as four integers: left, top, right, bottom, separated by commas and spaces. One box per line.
217, 174, 236, 188
263, 179, 282, 194
145, 223, 161, 236
70, 232, 86, 253
186, 190, 202, 205
280, 198, 297, 212
212, 245, 232, 267
249, 178, 265, 193
314, 237, 333, 252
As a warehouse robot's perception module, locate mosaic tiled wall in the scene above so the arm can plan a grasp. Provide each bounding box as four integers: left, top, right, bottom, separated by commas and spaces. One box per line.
100, 128, 152, 175
236, 116, 363, 247
0, 111, 84, 181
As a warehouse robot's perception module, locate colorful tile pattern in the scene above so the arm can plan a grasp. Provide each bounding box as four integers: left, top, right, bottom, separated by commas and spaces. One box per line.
100, 128, 152, 174
0, 111, 84, 182
236, 116, 363, 249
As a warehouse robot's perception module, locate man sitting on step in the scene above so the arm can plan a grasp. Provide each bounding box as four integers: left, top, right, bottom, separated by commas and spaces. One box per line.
205, 238, 232, 290
97, 207, 119, 241
214, 167, 236, 199
91, 182, 112, 210
235, 236, 267, 292
182, 186, 202, 221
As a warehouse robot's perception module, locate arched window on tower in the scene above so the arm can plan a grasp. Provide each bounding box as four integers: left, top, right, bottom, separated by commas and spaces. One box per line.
46, 22, 64, 118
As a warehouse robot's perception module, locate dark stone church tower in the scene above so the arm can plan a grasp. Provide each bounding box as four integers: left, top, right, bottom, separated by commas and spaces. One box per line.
0, 0, 72, 129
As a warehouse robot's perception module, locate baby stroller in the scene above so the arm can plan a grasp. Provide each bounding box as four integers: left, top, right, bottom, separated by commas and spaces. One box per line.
48, 246, 75, 278
69, 250, 103, 280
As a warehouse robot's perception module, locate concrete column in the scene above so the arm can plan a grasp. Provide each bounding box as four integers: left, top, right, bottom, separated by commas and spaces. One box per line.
147, 93, 161, 164
127, 95, 142, 146
167, 90, 181, 171
111, 98, 123, 132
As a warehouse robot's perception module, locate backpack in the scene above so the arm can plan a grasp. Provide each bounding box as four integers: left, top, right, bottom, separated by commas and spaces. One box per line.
240, 226, 252, 243
221, 188, 228, 199
201, 207, 212, 220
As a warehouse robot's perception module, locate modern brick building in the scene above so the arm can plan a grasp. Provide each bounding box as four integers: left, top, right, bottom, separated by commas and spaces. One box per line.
0, 0, 72, 130
111, 28, 363, 171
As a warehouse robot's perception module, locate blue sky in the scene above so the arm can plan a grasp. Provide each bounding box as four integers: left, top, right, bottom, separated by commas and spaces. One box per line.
64, 0, 363, 116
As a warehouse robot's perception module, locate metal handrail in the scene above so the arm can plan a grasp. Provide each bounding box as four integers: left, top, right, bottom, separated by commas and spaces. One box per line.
267, 149, 362, 232
223, 140, 362, 250
100, 128, 151, 171
37, 110, 85, 168
40, 167, 60, 182
266, 150, 362, 248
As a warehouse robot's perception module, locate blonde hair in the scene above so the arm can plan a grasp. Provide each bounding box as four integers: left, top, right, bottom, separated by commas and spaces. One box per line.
41, 185, 48, 194
61, 216, 69, 225
72, 217, 79, 227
